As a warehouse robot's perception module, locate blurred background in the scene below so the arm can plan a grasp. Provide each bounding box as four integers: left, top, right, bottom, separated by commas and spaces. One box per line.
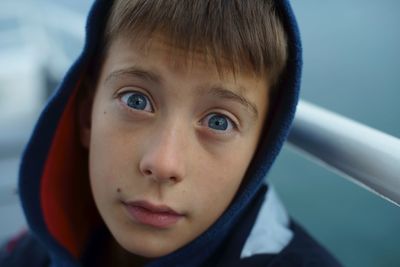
0, 0, 399, 266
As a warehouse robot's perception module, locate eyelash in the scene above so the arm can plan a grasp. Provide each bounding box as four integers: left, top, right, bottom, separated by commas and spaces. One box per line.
201, 113, 237, 134
119, 90, 154, 113
117, 90, 238, 133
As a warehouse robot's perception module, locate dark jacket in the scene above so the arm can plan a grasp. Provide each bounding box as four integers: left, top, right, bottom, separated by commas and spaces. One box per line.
1, 0, 342, 266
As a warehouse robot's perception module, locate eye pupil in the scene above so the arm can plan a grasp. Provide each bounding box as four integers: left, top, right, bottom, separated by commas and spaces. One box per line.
208, 115, 228, 131
127, 94, 147, 110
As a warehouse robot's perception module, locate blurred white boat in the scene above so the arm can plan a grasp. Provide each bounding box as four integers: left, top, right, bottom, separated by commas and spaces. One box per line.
0, 0, 86, 157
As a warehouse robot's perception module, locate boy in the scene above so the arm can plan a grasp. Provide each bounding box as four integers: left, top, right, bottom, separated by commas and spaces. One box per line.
1, 0, 342, 266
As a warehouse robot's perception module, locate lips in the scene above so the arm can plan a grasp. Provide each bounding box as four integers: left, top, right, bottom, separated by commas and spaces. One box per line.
123, 200, 184, 228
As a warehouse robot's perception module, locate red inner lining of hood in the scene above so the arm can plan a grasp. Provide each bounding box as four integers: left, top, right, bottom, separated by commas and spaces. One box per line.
41, 86, 99, 259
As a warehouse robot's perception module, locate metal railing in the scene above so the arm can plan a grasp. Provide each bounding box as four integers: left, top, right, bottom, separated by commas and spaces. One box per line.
288, 100, 400, 207
0, 101, 399, 208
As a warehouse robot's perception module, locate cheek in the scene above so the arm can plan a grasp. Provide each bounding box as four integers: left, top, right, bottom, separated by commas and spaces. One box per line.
189, 142, 254, 219
88, 110, 128, 195
88, 103, 150, 202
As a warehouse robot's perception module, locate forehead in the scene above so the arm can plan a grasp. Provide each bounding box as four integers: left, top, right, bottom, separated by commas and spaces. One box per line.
103, 34, 269, 89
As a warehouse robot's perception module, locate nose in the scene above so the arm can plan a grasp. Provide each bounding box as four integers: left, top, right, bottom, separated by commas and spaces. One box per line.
139, 125, 187, 184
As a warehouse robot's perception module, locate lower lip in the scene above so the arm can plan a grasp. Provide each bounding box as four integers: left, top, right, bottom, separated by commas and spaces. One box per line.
125, 205, 183, 229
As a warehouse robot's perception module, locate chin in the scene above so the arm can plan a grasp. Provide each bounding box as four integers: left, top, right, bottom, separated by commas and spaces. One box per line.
115, 231, 181, 258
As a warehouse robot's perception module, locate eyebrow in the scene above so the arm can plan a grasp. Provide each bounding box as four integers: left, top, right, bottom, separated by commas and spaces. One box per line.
204, 86, 259, 118
104, 66, 163, 85
104, 66, 259, 118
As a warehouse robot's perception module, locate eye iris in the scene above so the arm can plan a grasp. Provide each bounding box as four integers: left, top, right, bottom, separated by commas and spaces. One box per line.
209, 115, 228, 130
127, 94, 147, 110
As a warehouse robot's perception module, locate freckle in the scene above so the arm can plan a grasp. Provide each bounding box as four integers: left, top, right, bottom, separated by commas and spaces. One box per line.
117, 188, 121, 193
103, 111, 107, 115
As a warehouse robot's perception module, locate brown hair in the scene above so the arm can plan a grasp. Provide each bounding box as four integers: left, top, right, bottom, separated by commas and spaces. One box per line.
97, 0, 287, 88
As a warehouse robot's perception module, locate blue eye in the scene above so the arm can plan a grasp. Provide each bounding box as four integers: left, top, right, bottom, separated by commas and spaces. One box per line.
121, 92, 153, 112
205, 113, 234, 131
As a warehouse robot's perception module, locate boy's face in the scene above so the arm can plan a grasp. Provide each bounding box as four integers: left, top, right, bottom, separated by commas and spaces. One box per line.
82, 35, 269, 257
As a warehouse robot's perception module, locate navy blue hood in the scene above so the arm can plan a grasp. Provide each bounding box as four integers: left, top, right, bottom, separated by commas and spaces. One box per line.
18, 0, 302, 266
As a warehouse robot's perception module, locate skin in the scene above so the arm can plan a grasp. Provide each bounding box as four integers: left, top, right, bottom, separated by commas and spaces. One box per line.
80, 35, 269, 265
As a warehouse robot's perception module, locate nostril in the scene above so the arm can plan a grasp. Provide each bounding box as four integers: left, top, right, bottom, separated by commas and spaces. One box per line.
144, 170, 152, 176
